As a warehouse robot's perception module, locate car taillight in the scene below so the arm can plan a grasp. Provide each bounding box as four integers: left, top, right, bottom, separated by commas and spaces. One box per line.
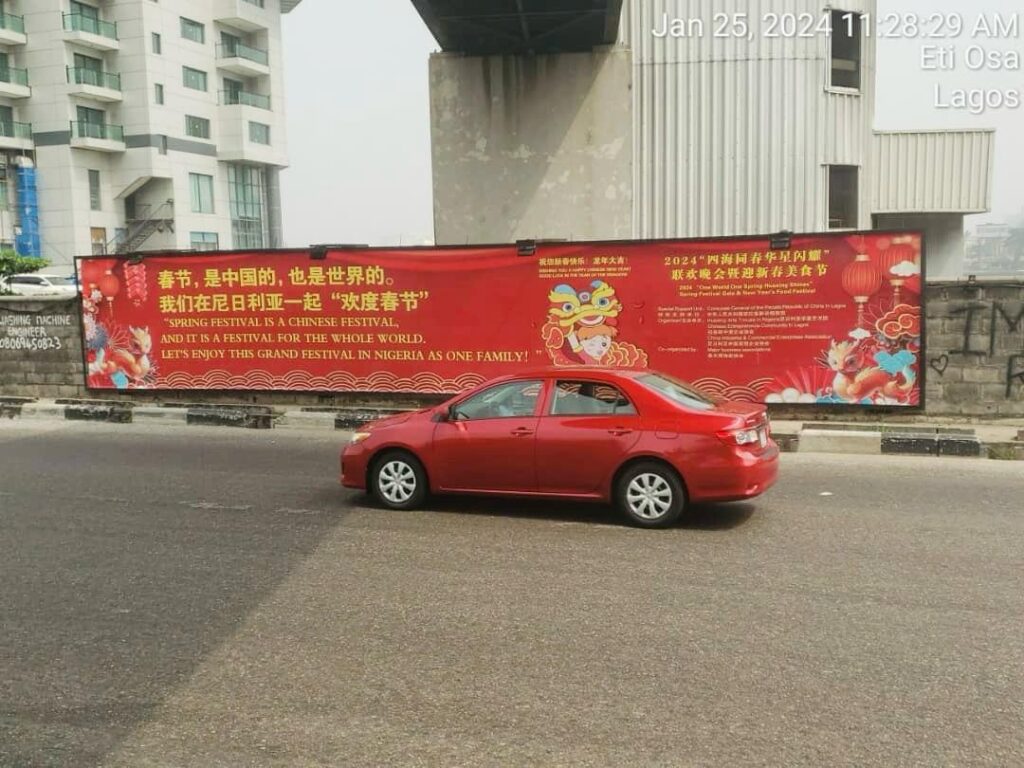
717, 427, 760, 446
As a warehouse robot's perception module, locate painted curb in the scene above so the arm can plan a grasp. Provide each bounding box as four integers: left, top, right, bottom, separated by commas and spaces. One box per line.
276, 412, 338, 430
798, 429, 882, 455
185, 406, 273, 430
132, 407, 189, 425
65, 403, 133, 423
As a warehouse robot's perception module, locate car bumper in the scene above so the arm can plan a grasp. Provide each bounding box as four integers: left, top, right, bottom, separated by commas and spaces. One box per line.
340, 444, 369, 490
688, 443, 780, 503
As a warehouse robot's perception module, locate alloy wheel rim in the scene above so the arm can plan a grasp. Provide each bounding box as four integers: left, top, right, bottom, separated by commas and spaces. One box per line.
379, 460, 416, 503
626, 473, 673, 520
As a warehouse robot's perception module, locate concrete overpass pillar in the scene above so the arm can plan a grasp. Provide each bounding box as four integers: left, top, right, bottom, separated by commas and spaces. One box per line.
429, 47, 633, 246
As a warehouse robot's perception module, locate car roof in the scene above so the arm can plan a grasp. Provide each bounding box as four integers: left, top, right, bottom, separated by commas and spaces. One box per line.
506, 366, 648, 381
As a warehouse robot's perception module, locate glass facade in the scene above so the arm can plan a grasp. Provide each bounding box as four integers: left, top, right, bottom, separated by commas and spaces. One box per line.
228, 165, 268, 249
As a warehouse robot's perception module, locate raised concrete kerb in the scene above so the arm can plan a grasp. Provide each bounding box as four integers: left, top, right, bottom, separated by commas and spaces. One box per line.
275, 411, 338, 430
798, 429, 883, 455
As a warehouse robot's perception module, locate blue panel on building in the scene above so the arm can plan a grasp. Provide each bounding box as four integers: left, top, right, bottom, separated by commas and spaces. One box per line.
14, 165, 41, 258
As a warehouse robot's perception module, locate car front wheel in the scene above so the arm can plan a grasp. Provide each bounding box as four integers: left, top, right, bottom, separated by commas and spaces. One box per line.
616, 462, 686, 528
371, 451, 427, 511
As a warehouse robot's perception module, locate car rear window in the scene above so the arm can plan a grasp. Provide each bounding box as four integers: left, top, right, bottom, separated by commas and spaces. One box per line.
636, 373, 716, 411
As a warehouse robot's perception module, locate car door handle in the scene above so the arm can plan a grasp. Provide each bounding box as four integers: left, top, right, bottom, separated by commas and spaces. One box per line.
511, 427, 535, 437
608, 428, 633, 437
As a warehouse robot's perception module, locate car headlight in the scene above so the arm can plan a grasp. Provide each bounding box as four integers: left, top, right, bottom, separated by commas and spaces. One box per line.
350, 432, 372, 445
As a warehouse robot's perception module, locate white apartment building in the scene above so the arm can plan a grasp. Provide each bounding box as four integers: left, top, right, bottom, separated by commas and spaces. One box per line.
0, 0, 302, 269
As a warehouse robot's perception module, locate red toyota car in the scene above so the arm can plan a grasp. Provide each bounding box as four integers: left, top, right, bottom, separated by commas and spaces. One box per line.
340, 368, 779, 528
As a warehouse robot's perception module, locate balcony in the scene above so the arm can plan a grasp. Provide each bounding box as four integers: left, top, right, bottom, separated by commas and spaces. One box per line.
70, 120, 125, 153
67, 66, 123, 102
217, 104, 285, 166
213, 0, 269, 32
0, 66, 29, 99
216, 42, 270, 77
0, 121, 33, 151
63, 13, 119, 52
220, 89, 271, 110
0, 12, 27, 45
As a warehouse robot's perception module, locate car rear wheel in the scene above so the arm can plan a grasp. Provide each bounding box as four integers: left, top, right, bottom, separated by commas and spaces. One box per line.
616, 462, 686, 528
371, 451, 427, 511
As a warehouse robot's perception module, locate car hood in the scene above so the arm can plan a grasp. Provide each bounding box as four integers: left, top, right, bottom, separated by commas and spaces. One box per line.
363, 408, 430, 430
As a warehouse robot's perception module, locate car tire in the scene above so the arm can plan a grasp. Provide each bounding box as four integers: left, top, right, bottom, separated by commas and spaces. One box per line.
370, 451, 427, 511
615, 462, 686, 529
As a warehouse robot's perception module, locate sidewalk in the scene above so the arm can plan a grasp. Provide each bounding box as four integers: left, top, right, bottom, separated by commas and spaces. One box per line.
2, 397, 1023, 460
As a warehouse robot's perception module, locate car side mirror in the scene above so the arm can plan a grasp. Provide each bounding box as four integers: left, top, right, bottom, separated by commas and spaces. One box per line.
432, 407, 455, 423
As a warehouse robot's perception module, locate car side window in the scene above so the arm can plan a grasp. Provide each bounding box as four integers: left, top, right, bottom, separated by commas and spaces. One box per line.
452, 380, 543, 421
551, 381, 638, 417
12, 276, 42, 285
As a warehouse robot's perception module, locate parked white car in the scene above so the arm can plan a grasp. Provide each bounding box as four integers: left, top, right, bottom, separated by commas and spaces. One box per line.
0, 273, 79, 297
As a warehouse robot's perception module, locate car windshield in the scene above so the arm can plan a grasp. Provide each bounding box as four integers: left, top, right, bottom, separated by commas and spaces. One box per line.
636, 373, 717, 412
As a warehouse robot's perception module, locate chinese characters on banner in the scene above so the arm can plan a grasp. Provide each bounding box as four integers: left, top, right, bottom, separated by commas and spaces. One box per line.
78, 232, 923, 406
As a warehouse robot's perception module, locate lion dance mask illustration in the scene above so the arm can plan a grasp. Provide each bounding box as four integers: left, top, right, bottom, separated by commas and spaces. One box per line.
542, 280, 648, 367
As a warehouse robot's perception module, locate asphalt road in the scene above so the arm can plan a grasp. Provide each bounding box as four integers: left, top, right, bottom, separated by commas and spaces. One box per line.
1, 420, 1022, 768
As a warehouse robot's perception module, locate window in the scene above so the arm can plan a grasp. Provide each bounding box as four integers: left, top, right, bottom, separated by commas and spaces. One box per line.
828, 165, 859, 229
248, 121, 270, 145
158, 135, 168, 155
182, 66, 207, 91
551, 381, 637, 416
185, 115, 210, 139
71, 1, 99, 21
76, 105, 106, 137
154, 83, 164, 104
180, 17, 204, 44
189, 172, 214, 214
228, 164, 267, 248
829, 10, 862, 91
190, 232, 219, 251
88, 170, 101, 211
636, 373, 716, 412
451, 380, 542, 421
152, 32, 161, 54
220, 31, 241, 57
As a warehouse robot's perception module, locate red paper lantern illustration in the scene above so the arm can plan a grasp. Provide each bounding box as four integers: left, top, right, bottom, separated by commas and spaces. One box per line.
97, 272, 121, 317
877, 243, 917, 304
842, 254, 882, 328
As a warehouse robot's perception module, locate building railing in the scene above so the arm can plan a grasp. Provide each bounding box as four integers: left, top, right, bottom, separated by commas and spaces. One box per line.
0, 12, 26, 34
67, 66, 121, 90
217, 41, 268, 66
220, 89, 271, 109
71, 120, 124, 142
0, 66, 28, 87
0, 121, 32, 140
242, 0, 266, 7
63, 13, 118, 40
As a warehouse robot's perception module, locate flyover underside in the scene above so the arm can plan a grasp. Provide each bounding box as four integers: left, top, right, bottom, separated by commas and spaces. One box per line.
411, 0, 623, 55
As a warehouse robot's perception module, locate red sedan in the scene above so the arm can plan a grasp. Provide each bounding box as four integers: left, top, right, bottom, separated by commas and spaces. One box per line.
341, 368, 779, 528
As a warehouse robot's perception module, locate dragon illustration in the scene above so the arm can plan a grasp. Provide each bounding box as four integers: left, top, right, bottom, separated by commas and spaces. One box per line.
542, 280, 647, 367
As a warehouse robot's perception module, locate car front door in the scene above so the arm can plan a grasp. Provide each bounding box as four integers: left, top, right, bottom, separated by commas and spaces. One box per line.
535, 380, 643, 495
431, 379, 545, 494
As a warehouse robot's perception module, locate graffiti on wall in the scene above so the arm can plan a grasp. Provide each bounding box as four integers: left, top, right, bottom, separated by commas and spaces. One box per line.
929, 301, 1024, 398
0, 312, 73, 354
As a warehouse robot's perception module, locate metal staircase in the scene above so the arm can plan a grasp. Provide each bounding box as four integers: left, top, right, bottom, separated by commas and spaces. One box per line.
109, 200, 175, 254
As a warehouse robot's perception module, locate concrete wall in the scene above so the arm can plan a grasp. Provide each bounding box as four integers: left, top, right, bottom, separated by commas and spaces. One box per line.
925, 281, 1024, 417
430, 47, 633, 245
0, 297, 88, 399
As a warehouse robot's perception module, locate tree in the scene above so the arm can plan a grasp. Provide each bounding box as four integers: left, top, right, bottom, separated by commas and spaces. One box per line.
0, 249, 49, 294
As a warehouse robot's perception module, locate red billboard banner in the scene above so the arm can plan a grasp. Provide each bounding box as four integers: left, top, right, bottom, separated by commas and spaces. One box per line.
77, 231, 924, 407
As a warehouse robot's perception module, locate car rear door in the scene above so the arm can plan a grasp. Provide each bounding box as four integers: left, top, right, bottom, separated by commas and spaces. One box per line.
431, 379, 545, 494
535, 379, 643, 495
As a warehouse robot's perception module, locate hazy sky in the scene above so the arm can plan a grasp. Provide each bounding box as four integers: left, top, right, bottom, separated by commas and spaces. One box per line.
280, 0, 1022, 247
